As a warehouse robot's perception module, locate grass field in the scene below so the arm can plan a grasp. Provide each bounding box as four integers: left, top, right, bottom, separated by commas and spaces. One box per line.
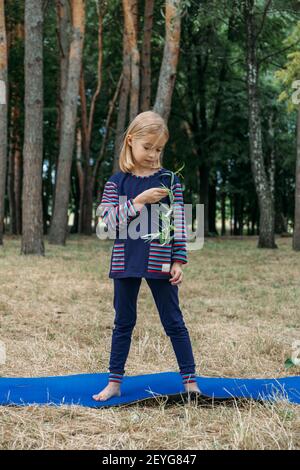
0, 235, 299, 450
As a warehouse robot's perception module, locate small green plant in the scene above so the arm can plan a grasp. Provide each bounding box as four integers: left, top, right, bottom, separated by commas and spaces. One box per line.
284, 356, 300, 369
141, 163, 186, 245
284, 341, 300, 369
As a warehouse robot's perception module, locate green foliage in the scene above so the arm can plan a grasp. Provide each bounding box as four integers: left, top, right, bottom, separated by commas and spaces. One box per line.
141, 163, 186, 245
5, 0, 299, 232
275, 21, 300, 112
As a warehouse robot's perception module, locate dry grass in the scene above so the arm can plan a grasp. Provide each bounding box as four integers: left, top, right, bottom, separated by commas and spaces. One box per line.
0, 234, 300, 450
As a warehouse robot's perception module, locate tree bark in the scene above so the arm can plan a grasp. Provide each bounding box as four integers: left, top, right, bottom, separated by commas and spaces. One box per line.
221, 191, 226, 236
21, 0, 44, 254
208, 176, 218, 235
8, 105, 22, 235
123, 0, 140, 121
244, 0, 277, 248
140, 0, 154, 111
0, 0, 8, 245
153, 0, 182, 122
293, 106, 300, 249
55, 0, 71, 171
49, 0, 85, 245
78, 1, 108, 235
113, 9, 131, 173
0, 0, 7, 243
7, 18, 24, 236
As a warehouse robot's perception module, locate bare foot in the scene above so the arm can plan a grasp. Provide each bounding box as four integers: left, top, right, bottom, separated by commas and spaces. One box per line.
92, 382, 121, 401
184, 382, 202, 394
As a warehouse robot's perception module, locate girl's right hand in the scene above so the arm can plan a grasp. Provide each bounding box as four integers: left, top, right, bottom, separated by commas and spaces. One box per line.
133, 188, 169, 205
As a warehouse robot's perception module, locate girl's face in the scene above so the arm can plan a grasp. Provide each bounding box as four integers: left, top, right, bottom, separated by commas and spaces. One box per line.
127, 133, 167, 170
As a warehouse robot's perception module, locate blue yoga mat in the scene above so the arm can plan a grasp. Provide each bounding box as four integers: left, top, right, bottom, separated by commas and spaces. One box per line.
0, 372, 299, 408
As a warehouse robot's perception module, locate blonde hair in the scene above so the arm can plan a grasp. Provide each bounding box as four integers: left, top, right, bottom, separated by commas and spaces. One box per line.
118, 110, 169, 173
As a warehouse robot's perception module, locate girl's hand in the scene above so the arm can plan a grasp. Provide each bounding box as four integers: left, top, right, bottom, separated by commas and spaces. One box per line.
169, 262, 184, 286
133, 188, 169, 205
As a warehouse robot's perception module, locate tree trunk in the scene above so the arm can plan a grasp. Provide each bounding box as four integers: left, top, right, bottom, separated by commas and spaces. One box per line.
293, 106, 300, 250
140, 0, 154, 111
55, 0, 71, 172
78, 1, 106, 235
49, 0, 85, 245
245, 0, 277, 248
208, 177, 218, 235
153, 0, 182, 122
233, 193, 238, 235
230, 195, 233, 235
239, 195, 244, 235
199, 162, 209, 236
113, 13, 131, 173
8, 105, 21, 235
123, 0, 140, 121
0, 0, 8, 245
9, 115, 22, 235
93, 74, 123, 230
44, 151, 52, 232
79, 75, 122, 236
8, 106, 16, 234
196, 51, 209, 237
221, 191, 226, 235
21, 0, 44, 255
7, 19, 24, 236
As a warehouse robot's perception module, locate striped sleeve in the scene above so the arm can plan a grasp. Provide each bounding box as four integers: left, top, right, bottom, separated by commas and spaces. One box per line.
171, 176, 188, 265
98, 178, 140, 231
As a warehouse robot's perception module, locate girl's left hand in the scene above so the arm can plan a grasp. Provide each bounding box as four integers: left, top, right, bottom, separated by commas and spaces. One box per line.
169, 262, 183, 286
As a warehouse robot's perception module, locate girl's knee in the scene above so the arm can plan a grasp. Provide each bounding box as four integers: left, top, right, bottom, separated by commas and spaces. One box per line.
163, 320, 188, 337
113, 320, 136, 332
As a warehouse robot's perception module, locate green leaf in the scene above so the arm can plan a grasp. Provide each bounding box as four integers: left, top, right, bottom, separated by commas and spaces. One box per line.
284, 358, 295, 369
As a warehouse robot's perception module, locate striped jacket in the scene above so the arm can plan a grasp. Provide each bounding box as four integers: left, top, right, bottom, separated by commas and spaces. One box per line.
97, 168, 188, 278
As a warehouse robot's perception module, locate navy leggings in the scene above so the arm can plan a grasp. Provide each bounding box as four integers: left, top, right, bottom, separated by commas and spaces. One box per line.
108, 277, 196, 384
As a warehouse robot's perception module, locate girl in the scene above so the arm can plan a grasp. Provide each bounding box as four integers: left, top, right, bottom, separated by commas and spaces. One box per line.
93, 111, 201, 401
